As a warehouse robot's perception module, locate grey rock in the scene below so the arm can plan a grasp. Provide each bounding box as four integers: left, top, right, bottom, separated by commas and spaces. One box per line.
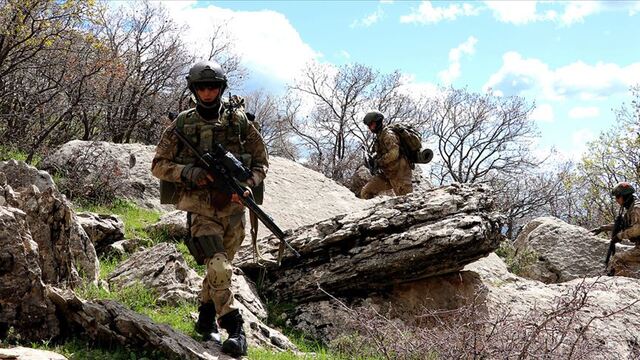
77, 212, 125, 254
0, 160, 98, 286
514, 216, 631, 283
0, 206, 60, 341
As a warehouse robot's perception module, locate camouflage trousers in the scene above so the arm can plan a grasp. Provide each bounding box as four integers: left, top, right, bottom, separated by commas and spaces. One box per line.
361, 169, 413, 200
190, 212, 245, 317
611, 244, 640, 278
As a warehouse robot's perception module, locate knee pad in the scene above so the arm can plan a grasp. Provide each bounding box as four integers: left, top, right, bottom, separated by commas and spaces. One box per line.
206, 253, 233, 290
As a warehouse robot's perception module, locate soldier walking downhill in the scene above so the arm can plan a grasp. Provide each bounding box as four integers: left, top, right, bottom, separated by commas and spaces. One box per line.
591, 182, 640, 277
360, 110, 413, 199
151, 60, 268, 357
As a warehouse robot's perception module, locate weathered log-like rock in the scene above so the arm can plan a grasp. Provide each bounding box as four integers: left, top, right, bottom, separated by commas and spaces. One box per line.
0, 160, 99, 286
238, 184, 503, 303
514, 216, 631, 283
77, 212, 125, 255
0, 206, 60, 341
47, 286, 229, 360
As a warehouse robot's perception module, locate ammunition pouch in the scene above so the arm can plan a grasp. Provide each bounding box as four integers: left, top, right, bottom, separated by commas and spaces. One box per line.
185, 235, 225, 265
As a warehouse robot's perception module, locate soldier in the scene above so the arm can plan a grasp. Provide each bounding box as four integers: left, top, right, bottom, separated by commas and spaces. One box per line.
151, 60, 268, 357
591, 182, 640, 277
360, 110, 413, 199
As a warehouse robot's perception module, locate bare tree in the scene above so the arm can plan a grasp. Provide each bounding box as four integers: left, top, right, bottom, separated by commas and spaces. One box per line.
288, 62, 420, 184
427, 87, 540, 185
243, 89, 299, 160
93, 1, 192, 144
491, 168, 565, 239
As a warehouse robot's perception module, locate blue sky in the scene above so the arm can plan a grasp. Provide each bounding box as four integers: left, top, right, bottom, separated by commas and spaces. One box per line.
162, 0, 640, 161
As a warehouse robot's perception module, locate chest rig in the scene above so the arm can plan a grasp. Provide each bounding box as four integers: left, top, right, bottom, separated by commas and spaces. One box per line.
174, 107, 250, 167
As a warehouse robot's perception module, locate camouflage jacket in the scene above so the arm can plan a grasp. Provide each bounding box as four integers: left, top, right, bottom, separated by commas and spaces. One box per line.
373, 127, 409, 177
601, 200, 640, 242
151, 108, 268, 218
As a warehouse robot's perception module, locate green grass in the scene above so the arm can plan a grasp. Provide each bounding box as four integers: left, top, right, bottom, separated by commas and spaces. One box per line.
0, 146, 42, 164
74, 198, 162, 240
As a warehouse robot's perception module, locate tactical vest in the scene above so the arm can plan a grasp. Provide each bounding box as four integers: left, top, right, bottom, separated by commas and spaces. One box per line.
159, 106, 264, 205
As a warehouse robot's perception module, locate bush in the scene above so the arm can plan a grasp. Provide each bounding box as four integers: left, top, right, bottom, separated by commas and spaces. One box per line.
331, 278, 637, 360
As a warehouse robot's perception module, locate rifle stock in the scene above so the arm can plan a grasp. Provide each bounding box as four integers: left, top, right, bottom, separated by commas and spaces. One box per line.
172, 128, 300, 260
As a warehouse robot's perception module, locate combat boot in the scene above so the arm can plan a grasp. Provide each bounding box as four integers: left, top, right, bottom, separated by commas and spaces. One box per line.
195, 303, 222, 345
218, 309, 247, 357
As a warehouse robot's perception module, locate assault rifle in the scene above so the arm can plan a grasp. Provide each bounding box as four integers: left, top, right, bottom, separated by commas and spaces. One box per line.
172, 128, 300, 263
362, 146, 380, 176
605, 209, 625, 269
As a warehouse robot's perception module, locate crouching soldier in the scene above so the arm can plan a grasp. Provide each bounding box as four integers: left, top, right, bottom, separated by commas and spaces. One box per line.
151, 60, 268, 357
360, 110, 413, 199
591, 182, 640, 277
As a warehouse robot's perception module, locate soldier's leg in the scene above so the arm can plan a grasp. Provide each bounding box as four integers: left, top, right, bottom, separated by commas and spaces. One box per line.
610, 245, 640, 278
390, 159, 413, 196
360, 175, 392, 199
188, 214, 226, 344
216, 212, 248, 357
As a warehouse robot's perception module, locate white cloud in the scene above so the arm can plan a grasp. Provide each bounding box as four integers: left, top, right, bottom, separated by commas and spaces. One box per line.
560, 1, 602, 26
351, 7, 384, 28
438, 36, 478, 85
400, 1, 480, 24
484, 1, 555, 24
568, 106, 600, 119
631, 2, 640, 15
339, 50, 352, 60
569, 128, 596, 160
484, 51, 640, 101
530, 103, 554, 123
161, 2, 318, 88
398, 73, 440, 101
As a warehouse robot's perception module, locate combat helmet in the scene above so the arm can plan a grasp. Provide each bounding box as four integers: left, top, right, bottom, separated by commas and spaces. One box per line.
611, 182, 635, 197
363, 110, 384, 131
186, 61, 227, 108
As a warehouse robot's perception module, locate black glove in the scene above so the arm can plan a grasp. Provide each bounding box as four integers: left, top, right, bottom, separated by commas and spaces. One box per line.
181, 164, 211, 187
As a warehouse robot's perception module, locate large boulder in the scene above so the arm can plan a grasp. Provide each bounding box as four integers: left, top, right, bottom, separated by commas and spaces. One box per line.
237, 183, 504, 303
514, 216, 629, 283
0, 160, 98, 286
0, 205, 59, 341
464, 254, 640, 359
41, 140, 166, 211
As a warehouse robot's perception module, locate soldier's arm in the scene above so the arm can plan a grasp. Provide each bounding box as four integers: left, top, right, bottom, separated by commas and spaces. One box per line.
151, 122, 185, 182
620, 208, 640, 239
377, 130, 400, 167
244, 122, 269, 186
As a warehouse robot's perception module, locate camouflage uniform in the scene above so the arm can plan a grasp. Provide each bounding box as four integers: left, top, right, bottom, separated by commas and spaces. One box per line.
601, 200, 640, 277
151, 109, 268, 316
361, 127, 413, 199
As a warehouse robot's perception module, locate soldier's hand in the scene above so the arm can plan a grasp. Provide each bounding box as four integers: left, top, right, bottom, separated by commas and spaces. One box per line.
616, 231, 624, 242
181, 165, 213, 187
590, 227, 603, 235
